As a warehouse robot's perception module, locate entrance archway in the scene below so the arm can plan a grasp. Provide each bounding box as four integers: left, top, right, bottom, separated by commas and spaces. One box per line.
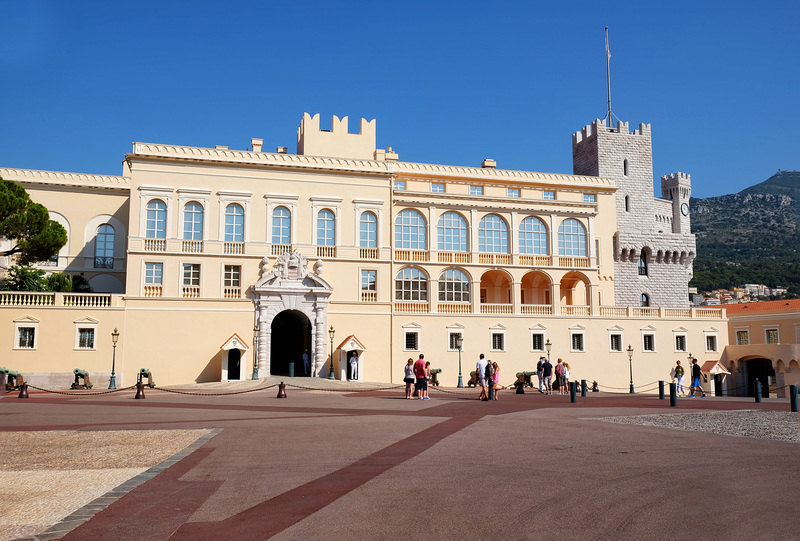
270, 310, 312, 377
745, 358, 775, 397
228, 349, 241, 380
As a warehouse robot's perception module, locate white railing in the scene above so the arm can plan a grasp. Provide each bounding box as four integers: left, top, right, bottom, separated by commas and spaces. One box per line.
223, 287, 241, 299
437, 251, 472, 263
663, 308, 691, 318
360, 291, 377, 302
394, 301, 429, 313
182, 240, 204, 253
558, 256, 590, 268
695, 308, 723, 319
182, 285, 200, 298
438, 302, 472, 314
271, 244, 292, 256
519, 255, 551, 267
600, 306, 628, 317
561, 305, 590, 316
521, 304, 552, 315
394, 249, 429, 262
143, 285, 163, 297
224, 242, 245, 255
359, 248, 379, 259
478, 253, 511, 265
0, 292, 55, 306
63, 294, 112, 308
317, 246, 337, 258
480, 303, 513, 314
144, 239, 166, 251
631, 307, 660, 318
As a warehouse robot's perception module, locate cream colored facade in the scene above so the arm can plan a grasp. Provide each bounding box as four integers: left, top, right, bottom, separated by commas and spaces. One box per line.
1, 113, 727, 391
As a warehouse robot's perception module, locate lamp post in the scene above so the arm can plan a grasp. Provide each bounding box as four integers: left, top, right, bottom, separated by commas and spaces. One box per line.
252, 325, 259, 380
108, 328, 119, 389
328, 325, 336, 380
627, 344, 634, 393
545, 339, 552, 361
456, 335, 464, 388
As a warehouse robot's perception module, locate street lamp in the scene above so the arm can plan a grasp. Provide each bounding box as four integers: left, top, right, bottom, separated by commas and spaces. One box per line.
456, 335, 464, 388
328, 325, 336, 380
108, 328, 120, 389
627, 344, 634, 393
252, 325, 259, 380
545, 339, 552, 361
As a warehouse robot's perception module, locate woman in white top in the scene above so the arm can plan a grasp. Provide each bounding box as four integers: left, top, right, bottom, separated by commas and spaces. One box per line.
563, 362, 571, 394
404, 359, 415, 399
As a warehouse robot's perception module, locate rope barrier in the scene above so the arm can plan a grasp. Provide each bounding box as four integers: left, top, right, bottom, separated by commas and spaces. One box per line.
27, 384, 137, 396
153, 383, 278, 396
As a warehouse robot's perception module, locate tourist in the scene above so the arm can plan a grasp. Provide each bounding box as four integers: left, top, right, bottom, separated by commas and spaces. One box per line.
563, 362, 571, 394
673, 360, 685, 396
476, 353, 488, 400
688, 358, 706, 398
555, 358, 565, 394
425, 361, 432, 389
542, 356, 553, 395
404, 358, 415, 399
413, 354, 429, 400
536, 356, 545, 393
492, 362, 501, 400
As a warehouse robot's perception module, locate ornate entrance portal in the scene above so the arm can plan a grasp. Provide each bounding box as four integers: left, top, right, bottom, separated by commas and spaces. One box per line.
252, 252, 332, 377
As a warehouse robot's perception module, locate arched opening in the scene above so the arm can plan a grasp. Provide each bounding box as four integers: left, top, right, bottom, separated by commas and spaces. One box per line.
480, 269, 512, 306
228, 349, 241, 380
744, 358, 776, 397
270, 310, 312, 376
521, 271, 551, 306
560, 272, 589, 307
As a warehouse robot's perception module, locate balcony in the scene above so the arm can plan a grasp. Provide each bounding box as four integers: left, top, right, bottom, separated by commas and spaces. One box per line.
224, 242, 244, 255
182, 240, 204, 253
143, 285, 163, 297
557, 256, 590, 268
360, 291, 377, 302
561, 305, 590, 316
521, 304, 553, 315
519, 255, 551, 267
437, 251, 471, 263
437, 302, 472, 314
144, 239, 166, 252
223, 287, 241, 299
394, 301, 429, 313
182, 285, 200, 298
394, 249, 429, 262
94, 256, 114, 269
480, 303, 513, 315
0, 292, 118, 306
317, 246, 337, 258
479, 253, 511, 265
271, 244, 292, 256
359, 248, 379, 259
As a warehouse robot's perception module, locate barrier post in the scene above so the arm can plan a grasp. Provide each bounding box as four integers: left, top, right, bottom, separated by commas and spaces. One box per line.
289, 363, 295, 378
570, 381, 577, 403
18, 383, 29, 399
277, 382, 287, 398
754, 380, 762, 403
669, 382, 677, 407
658, 380, 665, 400
581, 379, 587, 397
790, 385, 798, 413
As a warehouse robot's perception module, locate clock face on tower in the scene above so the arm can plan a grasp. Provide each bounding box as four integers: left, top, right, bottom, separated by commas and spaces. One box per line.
680, 203, 689, 216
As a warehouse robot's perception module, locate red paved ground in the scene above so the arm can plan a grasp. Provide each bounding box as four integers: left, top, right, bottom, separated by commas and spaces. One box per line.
3, 387, 797, 540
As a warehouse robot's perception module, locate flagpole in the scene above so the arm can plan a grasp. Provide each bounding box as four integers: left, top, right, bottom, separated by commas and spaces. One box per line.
605, 26, 613, 128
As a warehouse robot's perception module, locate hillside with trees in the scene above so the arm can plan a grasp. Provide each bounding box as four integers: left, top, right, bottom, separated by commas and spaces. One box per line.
689, 170, 800, 296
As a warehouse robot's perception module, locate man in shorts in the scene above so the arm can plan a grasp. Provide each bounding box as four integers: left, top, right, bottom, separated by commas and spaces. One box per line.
542, 356, 553, 395
413, 354, 429, 400
688, 358, 706, 398
476, 353, 488, 400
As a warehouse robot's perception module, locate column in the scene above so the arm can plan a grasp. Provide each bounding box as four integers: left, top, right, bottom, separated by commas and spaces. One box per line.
551, 282, 561, 315
258, 306, 269, 376
512, 280, 521, 314
315, 305, 326, 377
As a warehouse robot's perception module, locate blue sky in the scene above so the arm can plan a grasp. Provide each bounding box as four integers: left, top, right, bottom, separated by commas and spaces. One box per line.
1, 1, 797, 198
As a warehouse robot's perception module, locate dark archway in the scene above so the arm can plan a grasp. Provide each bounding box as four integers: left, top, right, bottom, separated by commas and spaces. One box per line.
745, 358, 775, 397
228, 349, 241, 380
270, 310, 312, 377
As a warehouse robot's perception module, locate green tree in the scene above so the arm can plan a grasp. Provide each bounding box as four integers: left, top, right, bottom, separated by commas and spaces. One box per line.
2, 265, 49, 292
1, 177, 68, 265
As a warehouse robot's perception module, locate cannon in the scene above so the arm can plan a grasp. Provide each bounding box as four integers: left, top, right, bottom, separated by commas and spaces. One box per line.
429, 368, 443, 387
515, 371, 536, 388
1, 367, 25, 391
138, 368, 156, 388
71, 368, 93, 389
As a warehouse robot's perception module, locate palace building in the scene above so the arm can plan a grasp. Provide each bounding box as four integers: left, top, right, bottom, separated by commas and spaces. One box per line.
1, 113, 728, 390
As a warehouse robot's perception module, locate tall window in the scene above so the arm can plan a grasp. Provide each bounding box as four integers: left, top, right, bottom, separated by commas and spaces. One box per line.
224, 265, 241, 288
317, 209, 335, 246
17, 327, 36, 349
478, 214, 508, 253
361, 269, 377, 301
643, 334, 655, 351
492, 332, 505, 351
531, 333, 544, 351
675, 335, 687, 352
571, 333, 585, 352
557, 219, 586, 256
359, 212, 377, 248
183, 202, 204, 240
224, 204, 244, 242
145, 200, 167, 239
766, 329, 779, 344
144, 262, 163, 285
638, 254, 648, 276
395, 268, 427, 301
706, 335, 718, 352
438, 269, 470, 302
95, 224, 115, 268
77, 328, 95, 349
610, 334, 622, 352
183, 264, 200, 286
449, 332, 463, 350
272, 206, 291, 244
394, 209, 427, 250
736, 330, 749, 345
519, 217, 548, 255
437, 212, 468, 252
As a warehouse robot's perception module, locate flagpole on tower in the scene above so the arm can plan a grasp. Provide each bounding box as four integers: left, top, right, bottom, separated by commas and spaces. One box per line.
605, 26, 613, 128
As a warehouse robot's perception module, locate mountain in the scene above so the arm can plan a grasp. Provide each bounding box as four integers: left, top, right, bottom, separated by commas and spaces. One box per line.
688, 171, 800, 295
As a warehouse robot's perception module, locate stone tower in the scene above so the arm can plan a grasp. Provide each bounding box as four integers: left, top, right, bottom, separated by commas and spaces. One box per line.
573, 119, 696, 307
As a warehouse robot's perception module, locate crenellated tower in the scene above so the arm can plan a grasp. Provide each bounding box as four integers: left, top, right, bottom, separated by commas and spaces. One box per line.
573, 119, 696, 308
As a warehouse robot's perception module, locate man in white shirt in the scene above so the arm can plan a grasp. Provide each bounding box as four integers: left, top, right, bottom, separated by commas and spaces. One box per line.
476, 353, 488, 400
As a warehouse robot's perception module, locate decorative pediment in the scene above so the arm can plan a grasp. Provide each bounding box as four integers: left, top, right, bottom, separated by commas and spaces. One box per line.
640, 324, 657, 331
704, 326, 719, 333
569, 324, 586, 331
672, 326, 688, 333
403, 322, 422, 329
254, 251, 332, 291
220, 333, 249, 351
73, 316, 99, 325
13, 315, 39, 324
446, 322, 465, 330
490, 323, 507, 331
700, 360, 730, 375
607, 325, 624, 331
530, 323, 547, 331
337, 335, 366, 352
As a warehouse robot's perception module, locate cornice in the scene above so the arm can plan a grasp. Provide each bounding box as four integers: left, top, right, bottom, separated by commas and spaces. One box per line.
0, 168, 129, 189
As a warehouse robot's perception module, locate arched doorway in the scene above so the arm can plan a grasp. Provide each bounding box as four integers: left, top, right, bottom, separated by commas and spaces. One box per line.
745, 358, 775, 397
228, 349, 241, 380
270, 310, 312, 376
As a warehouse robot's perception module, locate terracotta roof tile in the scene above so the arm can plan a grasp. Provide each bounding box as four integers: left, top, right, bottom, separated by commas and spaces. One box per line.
724, 298, 800, 315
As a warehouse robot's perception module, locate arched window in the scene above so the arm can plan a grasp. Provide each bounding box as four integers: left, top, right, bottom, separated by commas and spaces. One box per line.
394, 209, 427, 250
640, 293, 650, 307
638, 253, 648, 276
478, 214, 508, 253
557, 219, 587, 256
272, 206, 291, 244
317, 209, 335, 246
439, 269, 470, 302
437, 211, 468, 251
95, 224, 114, 268
395, 267, 427, 301
145, 200, 166, 239
359, 211, 377, 248
519, 216, 548, 255
224, 204, 244, 242
183, 202, 204, 240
